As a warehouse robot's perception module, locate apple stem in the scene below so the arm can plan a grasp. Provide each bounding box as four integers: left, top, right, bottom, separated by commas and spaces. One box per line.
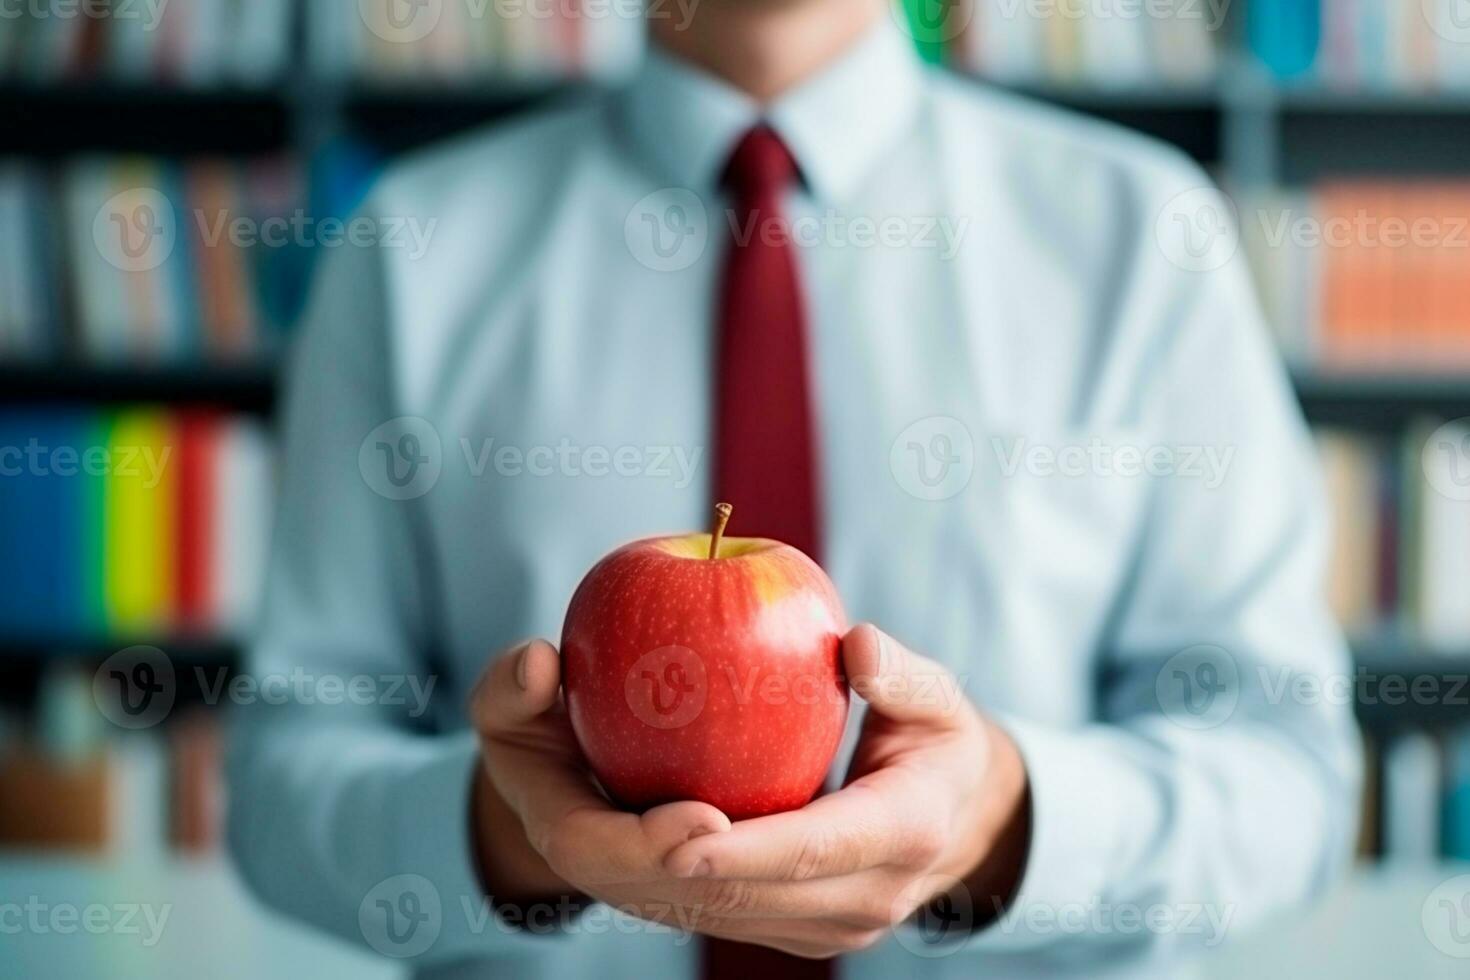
709, 502, 734, 560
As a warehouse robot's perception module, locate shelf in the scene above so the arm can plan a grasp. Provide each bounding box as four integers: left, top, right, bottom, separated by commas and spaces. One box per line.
0, 638, 240, 663
0, 364, 278, 414
0, 82, 292, 156
0, 640, 242, 713
1351, 643, 1470, 733
1293, 373, 1470, 430
2, 366, 1467, 426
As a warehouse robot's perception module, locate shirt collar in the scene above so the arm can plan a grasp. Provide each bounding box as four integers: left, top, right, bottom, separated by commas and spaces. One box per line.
617, 18, 925, 204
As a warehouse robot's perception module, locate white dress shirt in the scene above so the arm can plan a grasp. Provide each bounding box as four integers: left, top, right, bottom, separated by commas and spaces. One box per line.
228, 20, 1362, 980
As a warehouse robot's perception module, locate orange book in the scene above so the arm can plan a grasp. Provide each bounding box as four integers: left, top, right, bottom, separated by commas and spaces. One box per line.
1319, 185, 1363, 368
1363, 185, 1398, 366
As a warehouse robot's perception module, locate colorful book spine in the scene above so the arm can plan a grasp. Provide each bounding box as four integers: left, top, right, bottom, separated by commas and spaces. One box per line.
0, 409, 272, 642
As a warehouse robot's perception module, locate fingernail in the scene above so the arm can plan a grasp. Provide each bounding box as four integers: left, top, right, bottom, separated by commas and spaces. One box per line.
685, 859, 711, 879
514, 644, 532, 690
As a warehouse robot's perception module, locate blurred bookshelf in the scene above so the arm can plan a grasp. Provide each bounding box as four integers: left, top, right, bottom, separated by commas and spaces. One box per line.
3, 1, 1470, 865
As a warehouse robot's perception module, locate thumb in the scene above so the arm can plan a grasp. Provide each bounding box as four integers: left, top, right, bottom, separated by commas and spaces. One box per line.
843, 624, 968, 726
470, 638, 563, 736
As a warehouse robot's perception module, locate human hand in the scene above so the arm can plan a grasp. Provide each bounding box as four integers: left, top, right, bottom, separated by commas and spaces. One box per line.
469, 638, 731, 921
468, 629, 1028, 956
658, 624, 1030, 957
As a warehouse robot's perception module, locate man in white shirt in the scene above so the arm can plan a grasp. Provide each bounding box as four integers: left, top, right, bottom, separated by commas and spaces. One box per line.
227, 2, 1362, 978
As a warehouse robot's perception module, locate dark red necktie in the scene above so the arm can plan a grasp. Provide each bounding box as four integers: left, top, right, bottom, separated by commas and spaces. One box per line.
704, 128, 831, 980
711, 125, 823, 561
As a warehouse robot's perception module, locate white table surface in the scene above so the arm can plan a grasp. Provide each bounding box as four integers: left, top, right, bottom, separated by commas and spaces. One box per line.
2, 856, 1466, 979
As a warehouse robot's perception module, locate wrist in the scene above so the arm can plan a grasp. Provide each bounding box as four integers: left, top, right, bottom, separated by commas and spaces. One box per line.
958, 719, 1032, 927
470, 762, 583, 911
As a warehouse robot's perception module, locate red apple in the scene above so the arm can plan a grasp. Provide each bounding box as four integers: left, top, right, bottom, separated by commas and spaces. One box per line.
562, 504, 849, 820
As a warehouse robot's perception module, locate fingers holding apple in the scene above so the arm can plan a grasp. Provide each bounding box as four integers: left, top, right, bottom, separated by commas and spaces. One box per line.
468, 637, 730, 908
560, 506, 850, 821
655, 625, 1029, 952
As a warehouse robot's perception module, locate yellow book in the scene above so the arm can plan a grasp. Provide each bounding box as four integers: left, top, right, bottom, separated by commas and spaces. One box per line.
104, 411, 177, 635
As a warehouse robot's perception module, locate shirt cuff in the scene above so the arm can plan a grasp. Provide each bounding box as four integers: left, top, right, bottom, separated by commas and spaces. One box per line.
385, 732, 582, 961
958, 717, 1162, 954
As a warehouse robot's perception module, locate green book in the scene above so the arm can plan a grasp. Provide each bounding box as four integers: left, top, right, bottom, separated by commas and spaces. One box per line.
901, 0, 953, 65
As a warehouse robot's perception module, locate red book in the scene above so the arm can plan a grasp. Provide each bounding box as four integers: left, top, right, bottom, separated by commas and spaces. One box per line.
175, 411, 219, 634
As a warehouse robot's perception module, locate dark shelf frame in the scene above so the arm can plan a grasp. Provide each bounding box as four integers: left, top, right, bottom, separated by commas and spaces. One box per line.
1293, 373, 1470, 430
0, 364, 278, 414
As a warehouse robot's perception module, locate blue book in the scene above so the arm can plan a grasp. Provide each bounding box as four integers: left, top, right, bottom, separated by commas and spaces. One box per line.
1445, 728, 1470, 860
161, 161, 202, 361
1249, 0, 1321, 79
0, 410, 91, 640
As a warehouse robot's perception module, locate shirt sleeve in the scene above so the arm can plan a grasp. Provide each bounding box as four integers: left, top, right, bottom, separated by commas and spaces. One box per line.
961, 176, 1364, 956
224, 205, 564, 964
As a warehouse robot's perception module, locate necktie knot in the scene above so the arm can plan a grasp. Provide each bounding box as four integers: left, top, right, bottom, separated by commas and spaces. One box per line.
722, 126, 798, 197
